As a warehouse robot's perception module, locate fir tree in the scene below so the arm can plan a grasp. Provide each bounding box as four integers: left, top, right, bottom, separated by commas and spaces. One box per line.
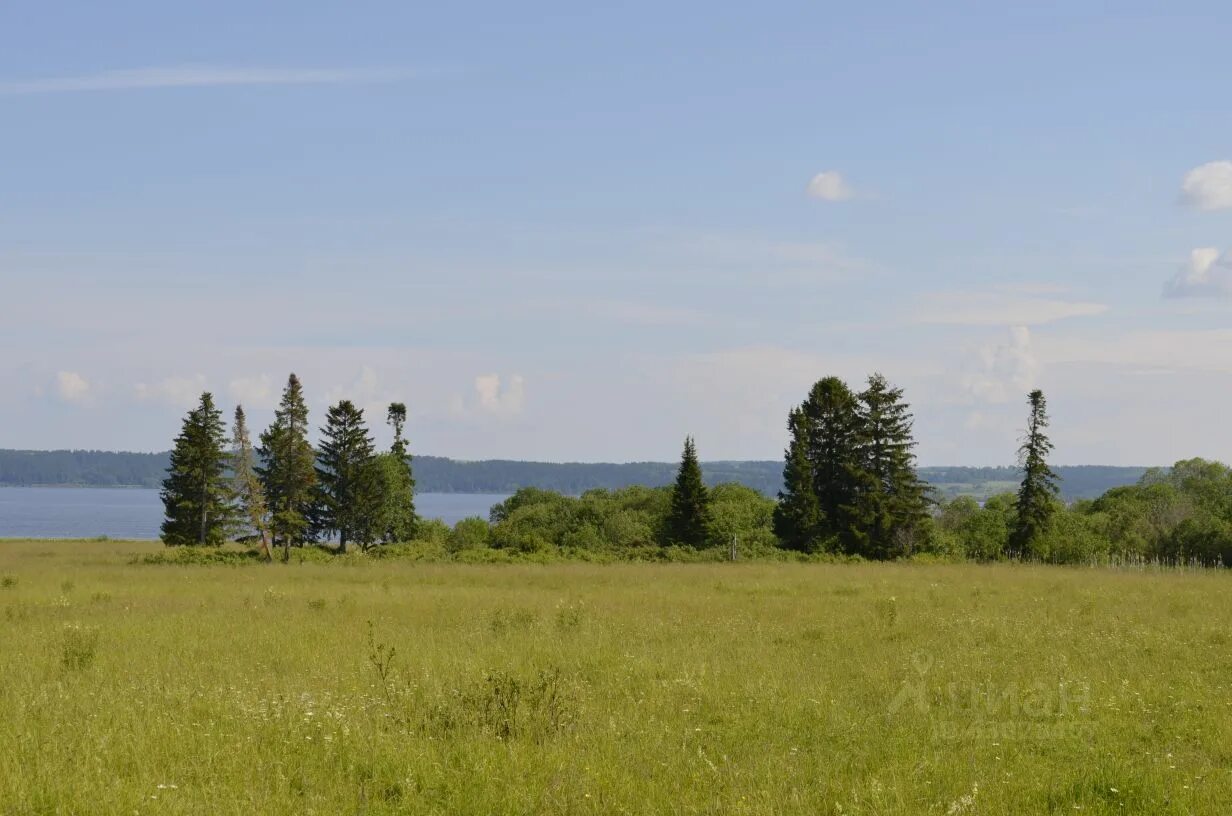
231, 405, 273, 562
664, 436, 711, 548
257, 373, 317, 562
160, 392, 232, 546
314, 400, 381, 554
773, 407, 823, 551
1011, 389, 1060, 558
848, 373, 930, 559
802, 376, 863, 551
373, 402, 417, 543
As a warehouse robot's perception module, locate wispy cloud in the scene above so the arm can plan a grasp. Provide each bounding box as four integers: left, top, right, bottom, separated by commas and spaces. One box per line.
0, 66, 413, 96
913, 286, 1108, 326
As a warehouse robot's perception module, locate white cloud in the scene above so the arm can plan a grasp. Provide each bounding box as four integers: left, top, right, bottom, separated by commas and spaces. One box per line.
915, 288, 1108, 326
471, 374, 526, 418
1163, 248, 1232, 298
961, 326, 1038, 404
324, 366, 392, 419
228, 374, 276, 410
806, 171, 855, 202
1179, 161, 1232, 211
55, 371, 91, 403
0, 66, 410, 96
135, 374, 207, 408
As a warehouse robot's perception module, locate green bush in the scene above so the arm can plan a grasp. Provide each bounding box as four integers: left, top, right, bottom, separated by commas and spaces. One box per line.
449, 517, 491, 552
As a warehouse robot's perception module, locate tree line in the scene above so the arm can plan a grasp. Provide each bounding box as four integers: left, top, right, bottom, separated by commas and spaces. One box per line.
160, 374, 416, 560
162, 370, 1121, 565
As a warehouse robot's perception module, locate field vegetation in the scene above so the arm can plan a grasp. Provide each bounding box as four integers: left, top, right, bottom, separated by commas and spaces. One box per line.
1, 538, 1229, 814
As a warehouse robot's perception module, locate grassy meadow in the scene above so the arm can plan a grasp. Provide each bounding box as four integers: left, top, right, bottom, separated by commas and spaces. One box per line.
1, 539, 1230, 814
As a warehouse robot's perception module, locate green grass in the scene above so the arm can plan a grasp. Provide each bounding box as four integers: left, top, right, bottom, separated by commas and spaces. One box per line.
1, 539, 1230, 814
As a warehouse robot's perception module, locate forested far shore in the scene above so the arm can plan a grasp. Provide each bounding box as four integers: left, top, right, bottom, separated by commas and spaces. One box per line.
0, 449, 1146, 500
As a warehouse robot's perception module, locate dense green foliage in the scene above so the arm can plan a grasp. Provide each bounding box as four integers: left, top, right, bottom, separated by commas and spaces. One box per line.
161, 376, 419, 556
931, 458, 1232, 567
257, 374, 318, 559
159, 393, 233, 546
313, 400, 382, 554
146, 373, 1232, 567
664, 437, 711, 548
473, 482, 776, 559
775, 374, 929, 559
1011, 389, 1060, 557
849, 374, 931, 559
373, 403, 417, 543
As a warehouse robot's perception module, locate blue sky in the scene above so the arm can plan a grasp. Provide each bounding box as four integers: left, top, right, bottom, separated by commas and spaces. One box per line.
3, 1, 1232, 464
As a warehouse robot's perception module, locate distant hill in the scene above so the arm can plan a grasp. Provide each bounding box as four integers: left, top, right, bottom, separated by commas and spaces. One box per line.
0, 449, 1148, 501
918, 465, 1150, 502
0, 449, 171, 489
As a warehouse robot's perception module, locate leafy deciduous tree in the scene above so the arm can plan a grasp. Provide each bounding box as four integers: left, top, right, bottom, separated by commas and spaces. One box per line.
373, 401, 417, 543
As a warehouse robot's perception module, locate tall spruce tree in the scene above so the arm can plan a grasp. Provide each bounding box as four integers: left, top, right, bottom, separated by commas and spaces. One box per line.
373, 402, 417, 543
257, 374, 317, 562
231, 405, 273, 562
1011, 389, 1060, 558
773, 407, 824, 551
314, 400, 381, 554
804, 376, 863, 551
161, 392, 232, 546
848, 373, 930, 559
664, 436, 711, 548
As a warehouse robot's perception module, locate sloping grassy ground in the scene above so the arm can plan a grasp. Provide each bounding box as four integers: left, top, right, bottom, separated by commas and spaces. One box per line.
1, 539, 1229, 815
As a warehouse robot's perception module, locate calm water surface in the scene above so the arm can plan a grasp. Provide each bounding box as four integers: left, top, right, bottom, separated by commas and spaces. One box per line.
0, 487, 508, 539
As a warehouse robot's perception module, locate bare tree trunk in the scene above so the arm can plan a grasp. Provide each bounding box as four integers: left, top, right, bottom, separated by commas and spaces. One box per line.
256, 527, 273, 563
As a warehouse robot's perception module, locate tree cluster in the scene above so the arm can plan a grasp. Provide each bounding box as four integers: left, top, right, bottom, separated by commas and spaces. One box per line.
772, 374, 930, 558
163, 367, 1159, 566
160, 374, 417, 558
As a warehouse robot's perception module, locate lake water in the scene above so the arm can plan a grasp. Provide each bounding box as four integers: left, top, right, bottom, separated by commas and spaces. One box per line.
0, 487, 509, 540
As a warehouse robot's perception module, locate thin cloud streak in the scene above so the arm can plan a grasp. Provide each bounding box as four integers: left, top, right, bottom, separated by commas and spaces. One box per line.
0, 66, 415, 95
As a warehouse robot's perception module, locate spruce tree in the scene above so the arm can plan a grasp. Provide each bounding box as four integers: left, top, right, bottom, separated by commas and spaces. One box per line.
160, 392, 232, 546
848, 373, 930, 559
257, 374, 317, 562
773, 408, 823, 551
664, 436, 711, 548
803, 376, 862, 551
373, 402, 417, 543
314, 400, 381, 554
231, 405, 273, 562
1011, 389, 1060, 558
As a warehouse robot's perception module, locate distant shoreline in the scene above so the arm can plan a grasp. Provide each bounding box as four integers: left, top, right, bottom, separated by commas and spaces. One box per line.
0, 449, 1152, 500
